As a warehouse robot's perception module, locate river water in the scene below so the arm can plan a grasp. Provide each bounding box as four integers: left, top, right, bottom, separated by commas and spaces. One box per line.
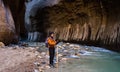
21, 42, 120, 72
56, 45, 120, 72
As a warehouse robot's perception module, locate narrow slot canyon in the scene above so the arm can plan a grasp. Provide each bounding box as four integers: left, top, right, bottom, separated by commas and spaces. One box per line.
0, 0, 120, 51
0, 0, 120, 72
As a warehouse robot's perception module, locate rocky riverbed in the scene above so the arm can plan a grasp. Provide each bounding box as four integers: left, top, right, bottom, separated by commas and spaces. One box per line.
0, 42, 85, 72
0, 46, 36, 72
0, 42, 120, 72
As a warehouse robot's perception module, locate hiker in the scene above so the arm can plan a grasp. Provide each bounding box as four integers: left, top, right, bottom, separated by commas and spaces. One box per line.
46, 32, 56, 68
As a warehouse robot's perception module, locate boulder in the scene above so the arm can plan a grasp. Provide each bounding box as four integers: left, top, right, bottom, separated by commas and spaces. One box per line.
0, 42, 5, 47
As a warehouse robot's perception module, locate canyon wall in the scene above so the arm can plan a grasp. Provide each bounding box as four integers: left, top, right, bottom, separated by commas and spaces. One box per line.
0, 0, 15, 44
0, 0, 120, 51
1, 0, 26, 43
26, 0, 120, 51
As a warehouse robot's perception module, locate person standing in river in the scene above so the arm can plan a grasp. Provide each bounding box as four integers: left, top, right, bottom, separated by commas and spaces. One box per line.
46, 32, 56, 68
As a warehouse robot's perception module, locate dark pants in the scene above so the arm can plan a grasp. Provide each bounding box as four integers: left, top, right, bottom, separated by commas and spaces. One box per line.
49, 47, 55, 65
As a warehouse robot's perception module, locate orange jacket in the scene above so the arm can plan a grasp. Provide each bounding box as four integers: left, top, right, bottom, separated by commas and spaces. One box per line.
47, 37, 56, 47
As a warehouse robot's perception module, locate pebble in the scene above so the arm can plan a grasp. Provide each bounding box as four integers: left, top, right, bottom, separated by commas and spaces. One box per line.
62, 44, 67, 47
28, 47, 35, 50
34, 69, 39, 72
63, 50, 68, 52
66, 43, 70, 45
69, 55, 80, 59
35, 51, 39, 56
34, 62, 40, 66
41, 52, 46, 56
58, 54, 63, 57
45, 65, 50, 69
45, 55, 49, 59
61, 58, 67, 61
15, 46, 19, 49
36, 47, 39, 49
57, 45, 63, 49
39, 67, 44, 72
37, 55, 42, 58
69, 44, 74, 47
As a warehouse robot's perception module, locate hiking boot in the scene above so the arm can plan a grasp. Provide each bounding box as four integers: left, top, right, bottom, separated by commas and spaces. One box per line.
49, 64, 54, 68
53, 64, 56, 68
49, 64, 56, 68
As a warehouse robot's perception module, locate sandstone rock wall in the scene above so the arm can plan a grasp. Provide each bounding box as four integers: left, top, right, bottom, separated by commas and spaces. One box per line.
0, 0, 15, 44
28, 0, 120, 51
3, 0, 27, 40
0, 0, 120, 51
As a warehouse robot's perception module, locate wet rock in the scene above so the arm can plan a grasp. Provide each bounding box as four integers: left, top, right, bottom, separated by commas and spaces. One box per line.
62, 44, 67, 47
79, 51, 86, 54
69, 55, 80, 59
21, 43, 29, 47
57, 45, 63, 49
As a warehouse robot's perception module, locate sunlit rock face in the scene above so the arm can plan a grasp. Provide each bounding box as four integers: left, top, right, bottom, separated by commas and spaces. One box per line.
0, 0, 15, 44
25, 0, 120, 51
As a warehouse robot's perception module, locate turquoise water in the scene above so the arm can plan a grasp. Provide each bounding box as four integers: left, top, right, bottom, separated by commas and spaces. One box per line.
21, 42, 120, 72
59, 46, 120, 72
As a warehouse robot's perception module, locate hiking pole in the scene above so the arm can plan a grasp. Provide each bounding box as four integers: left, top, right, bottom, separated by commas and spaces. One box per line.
56, 46, 58, 63
56, 46, 59, 67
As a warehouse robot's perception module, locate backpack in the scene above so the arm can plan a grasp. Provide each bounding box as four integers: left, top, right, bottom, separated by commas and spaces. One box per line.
45, 38, 48, 47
